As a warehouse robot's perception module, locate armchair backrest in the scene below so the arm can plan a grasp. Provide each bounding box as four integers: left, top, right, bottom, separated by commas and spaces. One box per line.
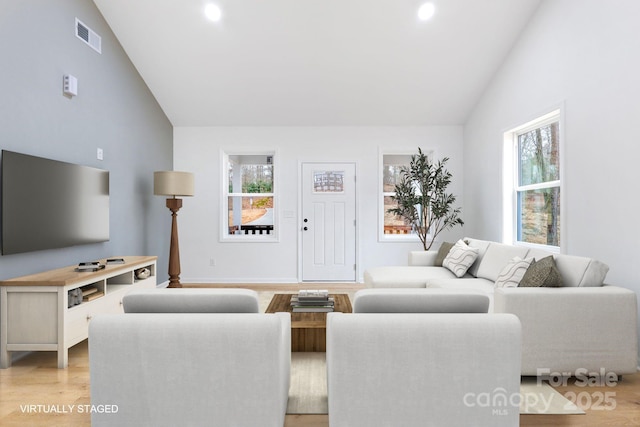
327, 313, 521, 427
122, 288, 260, 313
89, 313, 290, 427
353, 288, 490, 313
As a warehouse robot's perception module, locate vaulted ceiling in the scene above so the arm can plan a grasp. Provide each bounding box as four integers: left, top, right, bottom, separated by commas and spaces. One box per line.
94, 0, 540, 126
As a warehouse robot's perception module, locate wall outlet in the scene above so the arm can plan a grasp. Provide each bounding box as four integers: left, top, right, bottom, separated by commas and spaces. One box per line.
209, 258, 216, 267
97, 148, 104, 160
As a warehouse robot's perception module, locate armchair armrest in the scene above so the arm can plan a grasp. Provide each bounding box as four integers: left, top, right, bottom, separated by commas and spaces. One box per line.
494, 286, 638, 375
408, 251, 438, 266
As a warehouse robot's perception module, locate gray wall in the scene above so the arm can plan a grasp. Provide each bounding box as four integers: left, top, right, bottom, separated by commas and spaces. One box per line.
0, 0, 173, 280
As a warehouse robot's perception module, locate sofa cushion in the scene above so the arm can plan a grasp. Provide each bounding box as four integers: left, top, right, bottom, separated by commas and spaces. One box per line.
434, 242, 455, 266
443, 240, 479, 278
476, 243, 530, 282
525, 247, 554, 261
553, 254, 609, 287
463, 238, 492, 277
514, 248, 609, 288
495, 257, 534, 288
519, 256, 563, 288
364, 266, 457, 288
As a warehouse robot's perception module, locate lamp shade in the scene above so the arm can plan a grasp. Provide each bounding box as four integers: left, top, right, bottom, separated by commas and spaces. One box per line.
154, 171, 195, 197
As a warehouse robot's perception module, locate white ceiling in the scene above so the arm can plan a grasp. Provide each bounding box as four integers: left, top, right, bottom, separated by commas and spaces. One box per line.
93, 0, 540, 127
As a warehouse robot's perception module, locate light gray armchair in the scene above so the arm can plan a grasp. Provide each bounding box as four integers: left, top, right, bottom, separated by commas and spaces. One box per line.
89, 313, 290, 427
327, 313, 522, 427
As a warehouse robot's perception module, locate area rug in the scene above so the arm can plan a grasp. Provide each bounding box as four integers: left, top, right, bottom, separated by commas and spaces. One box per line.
520, 377, 584, 415
287, 353, 584, 415
287, 352, 328, 414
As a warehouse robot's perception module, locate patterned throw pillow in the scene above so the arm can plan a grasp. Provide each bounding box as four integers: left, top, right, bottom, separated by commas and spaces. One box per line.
434, 242, 455, 266
519, 256, 564, 287
443, 240, 479, 278
494, 257, 534, 288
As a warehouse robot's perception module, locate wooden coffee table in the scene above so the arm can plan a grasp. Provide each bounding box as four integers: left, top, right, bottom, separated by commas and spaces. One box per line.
265, 293, 352, 352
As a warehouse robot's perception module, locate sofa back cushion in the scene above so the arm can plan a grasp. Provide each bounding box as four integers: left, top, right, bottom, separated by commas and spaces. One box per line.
476, 243, 530, 282
552, 254, 609, 287
463, 238, 492, 277
522, 248, 609, 287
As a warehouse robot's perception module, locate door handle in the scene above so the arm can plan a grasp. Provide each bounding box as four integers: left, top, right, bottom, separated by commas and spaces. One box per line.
303, 218, 308, 223
303, 227, 308, 231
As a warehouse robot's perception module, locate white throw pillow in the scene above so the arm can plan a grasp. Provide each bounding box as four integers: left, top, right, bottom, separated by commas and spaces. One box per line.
494, 256, 534, 288
443, 240, 479, 278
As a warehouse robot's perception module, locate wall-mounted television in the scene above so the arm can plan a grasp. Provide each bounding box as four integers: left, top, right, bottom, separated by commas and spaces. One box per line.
1, 150, 110, 255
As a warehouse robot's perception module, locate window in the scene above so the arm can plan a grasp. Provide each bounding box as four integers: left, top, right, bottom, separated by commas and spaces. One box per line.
222, 152, 276, 241
380, 151, 432, 241
504, 110, 561, 249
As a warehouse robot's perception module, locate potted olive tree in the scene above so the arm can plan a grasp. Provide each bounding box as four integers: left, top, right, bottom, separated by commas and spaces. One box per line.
388, 148, 464, 250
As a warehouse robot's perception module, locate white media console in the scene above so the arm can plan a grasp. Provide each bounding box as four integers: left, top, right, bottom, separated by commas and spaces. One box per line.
0, 256, 157, 368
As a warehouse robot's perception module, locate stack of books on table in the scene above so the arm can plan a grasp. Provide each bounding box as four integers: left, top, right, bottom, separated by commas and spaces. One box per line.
291, 290, 334, 313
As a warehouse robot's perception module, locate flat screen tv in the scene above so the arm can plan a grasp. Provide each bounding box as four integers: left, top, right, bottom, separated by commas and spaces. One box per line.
1, 150, 109, 255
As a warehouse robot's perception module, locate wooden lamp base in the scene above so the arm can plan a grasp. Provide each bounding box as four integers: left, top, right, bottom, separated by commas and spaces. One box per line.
166, 198, 183, 288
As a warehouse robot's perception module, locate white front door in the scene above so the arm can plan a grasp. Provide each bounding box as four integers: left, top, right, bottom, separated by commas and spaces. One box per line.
301, 163, 356, 281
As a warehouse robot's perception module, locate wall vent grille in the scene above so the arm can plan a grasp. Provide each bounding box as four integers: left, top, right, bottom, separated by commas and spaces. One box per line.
75, 18, 101, 54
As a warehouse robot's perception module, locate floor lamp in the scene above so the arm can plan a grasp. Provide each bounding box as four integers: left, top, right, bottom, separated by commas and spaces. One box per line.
154, 171, 195, 288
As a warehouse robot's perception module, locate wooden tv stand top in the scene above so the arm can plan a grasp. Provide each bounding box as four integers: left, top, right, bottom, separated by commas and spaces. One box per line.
0, 256, 157, 287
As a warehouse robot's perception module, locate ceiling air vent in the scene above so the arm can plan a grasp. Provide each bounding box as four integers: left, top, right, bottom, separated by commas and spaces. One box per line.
75, 18, 101, 54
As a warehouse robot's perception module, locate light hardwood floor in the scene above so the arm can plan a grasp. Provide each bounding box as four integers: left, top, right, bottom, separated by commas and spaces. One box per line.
1, 283, 638, 426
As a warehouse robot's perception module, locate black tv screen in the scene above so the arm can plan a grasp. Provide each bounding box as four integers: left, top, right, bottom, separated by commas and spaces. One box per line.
1, 150, 109, 255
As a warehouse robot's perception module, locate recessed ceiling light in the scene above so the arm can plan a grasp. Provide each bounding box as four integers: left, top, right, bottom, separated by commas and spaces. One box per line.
418, 3, 436, 21
205, 4, 222, 22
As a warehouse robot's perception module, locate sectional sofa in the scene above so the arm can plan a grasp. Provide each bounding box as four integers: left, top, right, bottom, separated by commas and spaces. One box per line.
364, 238, 639, 376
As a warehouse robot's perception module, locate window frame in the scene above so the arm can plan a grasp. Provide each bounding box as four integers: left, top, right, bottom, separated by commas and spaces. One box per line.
378, 148, 434, 243
503, 109, 563, 252
220, 149, 279, 242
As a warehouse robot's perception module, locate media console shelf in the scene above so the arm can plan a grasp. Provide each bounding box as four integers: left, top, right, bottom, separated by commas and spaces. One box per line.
0, 256, 157, 369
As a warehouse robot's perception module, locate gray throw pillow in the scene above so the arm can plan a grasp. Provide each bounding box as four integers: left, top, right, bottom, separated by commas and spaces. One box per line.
435, 242, 455, 266
519, 256, 564, 287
